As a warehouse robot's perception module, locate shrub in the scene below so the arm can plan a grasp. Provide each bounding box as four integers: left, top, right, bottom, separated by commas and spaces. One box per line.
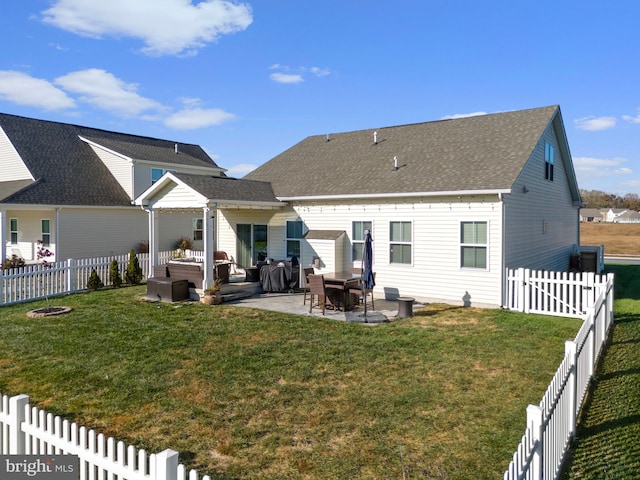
175, 236, 193, 252
109, 259, 122, 288
125, 249, 143, 285
87, 269, 104, 291
137, 240, 149, 254
1, 254, 25, 270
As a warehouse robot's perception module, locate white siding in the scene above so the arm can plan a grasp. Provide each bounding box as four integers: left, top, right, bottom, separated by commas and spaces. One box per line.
219, 197, 504, 307
4, 209, 55, 261
0, 126, 33, 181
87, 144, 134, 199
56, 208, 148, 259
150, 183, 207, 209
504, 123, 579, 271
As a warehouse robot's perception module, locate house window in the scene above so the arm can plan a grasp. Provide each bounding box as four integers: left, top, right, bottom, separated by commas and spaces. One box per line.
10, 218, 18, 245
151, 168, 164, 184
193, 218, 203, 241
544, 142, 554, 181
286, 220, 304, 259
461, 221, 487, 268
390, 221, 412, 264
352, 221, 372, 262
41, 219, 51, 247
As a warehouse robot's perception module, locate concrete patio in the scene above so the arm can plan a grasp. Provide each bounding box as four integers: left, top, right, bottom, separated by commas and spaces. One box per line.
219, 273, 422, 323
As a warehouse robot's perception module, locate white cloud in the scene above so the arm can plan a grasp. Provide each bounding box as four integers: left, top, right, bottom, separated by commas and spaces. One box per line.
622, 108, 640, 124
164, 107, 236, 129
269, 64, 331, 84
270, 72, 304, 84
0, 70, 76, 110
309, 67, 331, 77
573, 156, 631, 178
54, 69, 165, 117
574, 116, 616, 131
225, 163, 257, 176
440, 111, 487, 120
41, 0, 252, 56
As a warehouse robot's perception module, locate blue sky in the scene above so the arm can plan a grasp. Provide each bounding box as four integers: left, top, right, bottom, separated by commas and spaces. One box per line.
1, 1, 639, 196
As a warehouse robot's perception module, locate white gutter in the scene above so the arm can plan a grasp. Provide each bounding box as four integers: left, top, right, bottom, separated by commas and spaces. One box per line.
277, 189, 512, 202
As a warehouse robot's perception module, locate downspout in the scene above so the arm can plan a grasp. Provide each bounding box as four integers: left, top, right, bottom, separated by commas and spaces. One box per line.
499, 193, 507, 308
55, 208, 61, 261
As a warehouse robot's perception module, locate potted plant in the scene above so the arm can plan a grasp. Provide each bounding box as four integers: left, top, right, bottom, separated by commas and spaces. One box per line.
202, 278, 223, 305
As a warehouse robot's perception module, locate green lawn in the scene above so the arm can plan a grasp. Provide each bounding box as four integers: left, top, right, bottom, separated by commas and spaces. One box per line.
0, 287, 582, 479
560, 264, 640, 479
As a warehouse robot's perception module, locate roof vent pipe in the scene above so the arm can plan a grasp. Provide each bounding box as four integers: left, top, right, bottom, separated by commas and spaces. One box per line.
393, 156, 398, 171
175, 143, 178, 154
374, 131, 378, 144
326, 134, 330, 142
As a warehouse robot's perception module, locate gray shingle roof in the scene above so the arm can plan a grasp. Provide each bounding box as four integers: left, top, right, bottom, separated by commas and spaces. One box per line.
244, 106, 561, 198
171, 172, 280, 204
0, 113, 220, 206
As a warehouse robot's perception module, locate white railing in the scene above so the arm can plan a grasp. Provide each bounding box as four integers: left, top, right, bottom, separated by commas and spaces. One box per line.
504, 268, 610, 318
0, 393, 210, 480
0, 251, 177, 306
504, 271, 614, 480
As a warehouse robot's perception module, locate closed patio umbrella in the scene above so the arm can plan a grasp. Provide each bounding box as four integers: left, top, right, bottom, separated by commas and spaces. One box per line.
361, 229, 375, 321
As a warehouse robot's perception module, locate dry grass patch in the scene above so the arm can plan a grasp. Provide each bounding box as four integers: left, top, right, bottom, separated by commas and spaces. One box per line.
581, 222, 640, 255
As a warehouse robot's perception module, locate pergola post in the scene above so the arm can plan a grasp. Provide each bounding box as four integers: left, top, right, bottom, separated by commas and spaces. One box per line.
147, 207, 159, 278
202, 205, 216, 291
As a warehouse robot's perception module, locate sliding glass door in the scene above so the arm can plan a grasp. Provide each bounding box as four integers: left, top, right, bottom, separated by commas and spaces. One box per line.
236, 224, 268, 268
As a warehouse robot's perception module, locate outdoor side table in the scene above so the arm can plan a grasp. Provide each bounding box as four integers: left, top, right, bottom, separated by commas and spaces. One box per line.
397, 297, 415, 318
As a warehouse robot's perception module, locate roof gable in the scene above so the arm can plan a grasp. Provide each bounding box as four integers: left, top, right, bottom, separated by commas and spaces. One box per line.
135, 172, 282, 208
0, 113, 221, 206
244, 106, 570, 199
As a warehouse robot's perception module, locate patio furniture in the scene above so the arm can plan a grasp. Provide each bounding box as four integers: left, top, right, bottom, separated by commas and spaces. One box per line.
308, 274, 337, 315
322, 271, 360, 311
302, 267, 315, 305
244, 266, 261, 282
397, 297, 415, 318
349, 272, 376, 310
259, 260, 300, 292
146, 277, 189, 302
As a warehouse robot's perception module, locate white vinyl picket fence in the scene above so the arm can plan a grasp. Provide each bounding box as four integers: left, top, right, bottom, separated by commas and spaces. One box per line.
504, 268, 609, 318
0, 393, 210, 480
0, 251, 178, 306
503, 270, 615, 480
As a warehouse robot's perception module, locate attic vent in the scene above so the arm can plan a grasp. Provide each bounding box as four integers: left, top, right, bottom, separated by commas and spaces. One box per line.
175, 143, 178, 154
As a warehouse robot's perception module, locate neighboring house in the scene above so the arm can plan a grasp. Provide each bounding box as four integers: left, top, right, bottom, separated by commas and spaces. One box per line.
602, 208, 627, 222
579, 208, 604, 222
613, 210, 640, 223
0, 113, 263, 263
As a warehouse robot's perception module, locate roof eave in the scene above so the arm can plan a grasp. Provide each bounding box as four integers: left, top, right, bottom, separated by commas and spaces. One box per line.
277, 189, 512, 202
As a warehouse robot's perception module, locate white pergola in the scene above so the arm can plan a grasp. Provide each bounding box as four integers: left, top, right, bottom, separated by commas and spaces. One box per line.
135, 172, 283, 292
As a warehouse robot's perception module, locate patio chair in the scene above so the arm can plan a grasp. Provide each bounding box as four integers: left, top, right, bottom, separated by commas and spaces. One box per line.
302, 267, 315, 305
308, 274, 337, 315
349, 272, 376, 310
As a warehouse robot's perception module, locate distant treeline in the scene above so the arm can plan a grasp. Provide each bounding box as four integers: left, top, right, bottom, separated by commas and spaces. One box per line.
581, 189, 640, 210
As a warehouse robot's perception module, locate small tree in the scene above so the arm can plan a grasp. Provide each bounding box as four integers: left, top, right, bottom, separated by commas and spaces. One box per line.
1, 254, 25, 270
109, 259, 122, 288
87, 269, 104, 291
125, 248, 143, 285
37, 240, 54, 311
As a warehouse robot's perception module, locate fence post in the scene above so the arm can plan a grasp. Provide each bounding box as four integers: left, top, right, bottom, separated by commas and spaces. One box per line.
565, 340, 578, 438
65, 258, 73, 292
9, 394, 29, 454
154, 449, 178, 480
526, 404, 543, 480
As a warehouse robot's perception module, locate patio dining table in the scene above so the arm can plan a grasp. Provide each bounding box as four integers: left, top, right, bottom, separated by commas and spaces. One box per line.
322, 271, 361, 311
